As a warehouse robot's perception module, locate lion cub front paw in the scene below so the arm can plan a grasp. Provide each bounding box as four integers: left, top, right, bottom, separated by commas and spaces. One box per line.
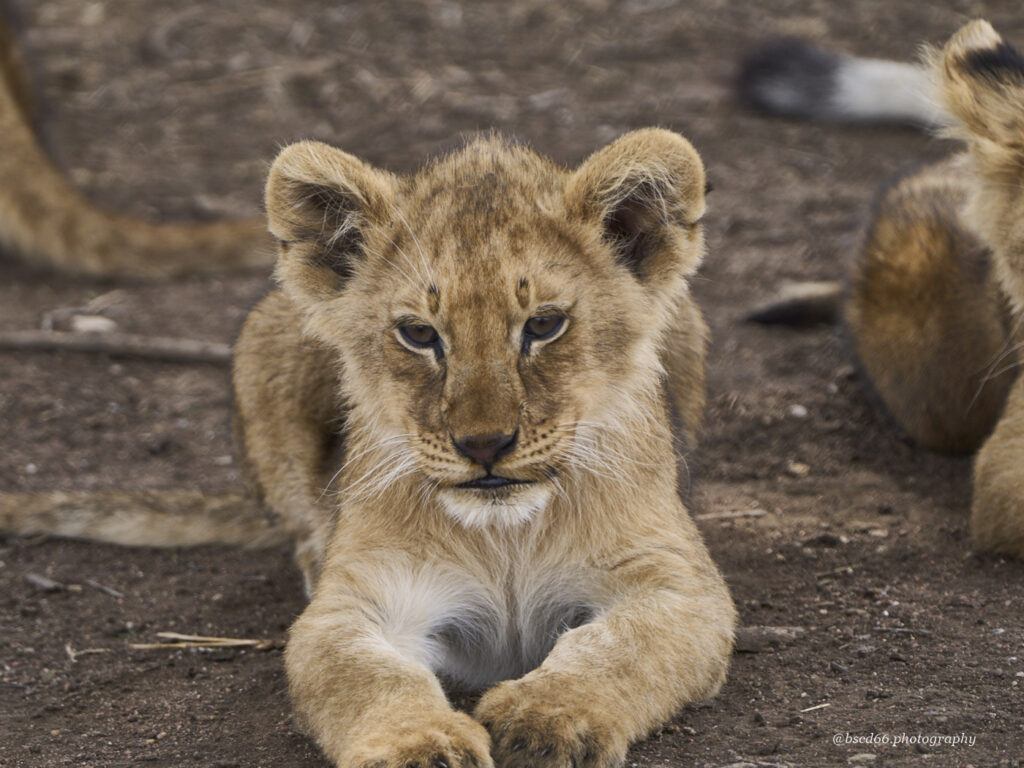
347, 709, 493, 768
475, 678, 627, 768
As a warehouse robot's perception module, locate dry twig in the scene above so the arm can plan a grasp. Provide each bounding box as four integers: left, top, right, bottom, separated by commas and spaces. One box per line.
872, 627, 932, 636
694, 508, 767, 521
130, 631, 282, 651
84, 579, 125, 599
65, 643, 110, 663
0, 330, 232, 364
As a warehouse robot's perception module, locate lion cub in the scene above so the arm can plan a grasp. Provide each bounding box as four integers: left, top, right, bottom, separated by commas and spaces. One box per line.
231, 129, 735, 767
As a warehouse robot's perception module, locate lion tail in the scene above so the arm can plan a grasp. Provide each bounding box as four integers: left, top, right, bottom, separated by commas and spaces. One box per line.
0, 13, 274, 279
0, 489, 288, 548
737, 37, 947, 128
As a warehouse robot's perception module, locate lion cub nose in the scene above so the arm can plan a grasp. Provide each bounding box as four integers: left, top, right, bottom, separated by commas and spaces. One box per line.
453, 431, 518, 468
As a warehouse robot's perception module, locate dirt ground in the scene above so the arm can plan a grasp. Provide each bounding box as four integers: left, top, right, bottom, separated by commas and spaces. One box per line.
2, 1, 1023, 766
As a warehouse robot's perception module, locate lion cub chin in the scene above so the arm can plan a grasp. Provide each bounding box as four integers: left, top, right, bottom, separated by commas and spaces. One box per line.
438, 483, 553, 528
233, 128, 735, 768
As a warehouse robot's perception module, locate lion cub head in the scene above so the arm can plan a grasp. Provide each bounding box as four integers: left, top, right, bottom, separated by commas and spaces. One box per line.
265, 130, 706, 527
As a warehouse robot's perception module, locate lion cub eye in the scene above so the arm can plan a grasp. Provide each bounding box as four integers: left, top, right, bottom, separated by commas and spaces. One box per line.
522, 314, 566, 353
399, 323, 440, 348
524, 315, 564, 339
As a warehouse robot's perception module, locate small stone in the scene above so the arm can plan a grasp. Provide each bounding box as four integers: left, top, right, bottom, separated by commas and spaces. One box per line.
734, 625, 806, 652
26, 573, 64, 592
802, 532, 845, 548
848, 755, 877, 764
786, 460, 811, 477
789, 404, 809, 418
69, 314, 118, 334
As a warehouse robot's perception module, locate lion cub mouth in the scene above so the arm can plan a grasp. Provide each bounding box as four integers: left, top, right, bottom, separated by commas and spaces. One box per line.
455, 474, 534, 490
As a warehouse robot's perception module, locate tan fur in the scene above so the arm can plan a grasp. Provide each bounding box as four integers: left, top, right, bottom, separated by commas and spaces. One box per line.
845, 155, 1016, 454
0, 15, 273, 278
233, 129, 734, 768
846, 20, 1024, 557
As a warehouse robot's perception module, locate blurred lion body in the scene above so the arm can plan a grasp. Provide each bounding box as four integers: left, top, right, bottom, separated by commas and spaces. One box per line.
742, 21, 1024, 558
849, 22, 1024, 557
845, 154, 1016, 455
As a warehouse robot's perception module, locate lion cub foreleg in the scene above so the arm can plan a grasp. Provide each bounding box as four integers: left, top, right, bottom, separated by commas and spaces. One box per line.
476, 544, 735, 768
286, 580, 493, 768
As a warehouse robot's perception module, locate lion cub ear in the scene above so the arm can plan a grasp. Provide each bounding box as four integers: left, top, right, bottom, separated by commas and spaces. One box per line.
565, 128, 707, 288
265, 140, 397, 305
937, 20, 1024, 150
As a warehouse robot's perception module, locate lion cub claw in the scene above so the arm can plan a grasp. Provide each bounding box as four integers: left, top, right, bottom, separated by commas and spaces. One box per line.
476, 678, 626, 768
349, 710, 492, 768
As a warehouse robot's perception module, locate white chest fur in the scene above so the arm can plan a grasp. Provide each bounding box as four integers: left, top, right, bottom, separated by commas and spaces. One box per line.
371, 557, 601, 690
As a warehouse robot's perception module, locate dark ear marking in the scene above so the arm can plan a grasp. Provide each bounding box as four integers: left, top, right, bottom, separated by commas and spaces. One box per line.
602, 181, 669, 278
294, 183, 367, 279
964, 41, 1024, 85
567, 128, 706, 284
267, 140, 398, 301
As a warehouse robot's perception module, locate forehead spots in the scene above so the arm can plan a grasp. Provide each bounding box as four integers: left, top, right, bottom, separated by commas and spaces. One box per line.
365, 137, 603, 320
516, 277, 531, 309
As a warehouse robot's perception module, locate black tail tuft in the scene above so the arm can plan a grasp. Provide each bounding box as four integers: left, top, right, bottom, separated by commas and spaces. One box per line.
964, 41, 1024, 85
737, 38, 842, 118
744, 281, 843, 326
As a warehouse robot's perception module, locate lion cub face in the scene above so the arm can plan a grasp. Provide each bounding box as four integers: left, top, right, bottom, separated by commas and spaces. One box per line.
265, 131, 706, 527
